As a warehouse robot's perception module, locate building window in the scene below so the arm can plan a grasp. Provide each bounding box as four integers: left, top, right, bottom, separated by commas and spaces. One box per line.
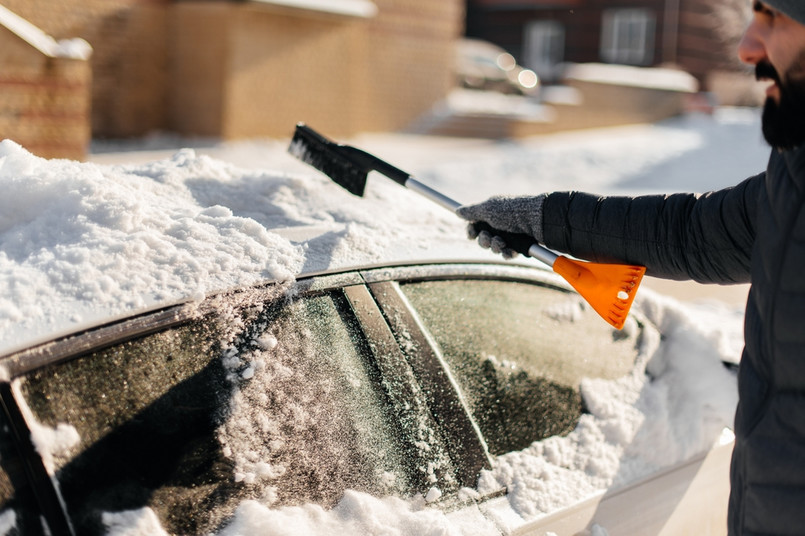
523, 20, 565, 82
600, 8, 655, 65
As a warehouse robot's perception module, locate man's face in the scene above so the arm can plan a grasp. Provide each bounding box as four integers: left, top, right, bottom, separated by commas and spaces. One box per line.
757, 54, 805, 149
739, 2, 805, 149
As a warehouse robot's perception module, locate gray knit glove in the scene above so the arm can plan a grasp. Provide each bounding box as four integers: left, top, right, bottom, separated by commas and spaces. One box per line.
456, 195, 547, 259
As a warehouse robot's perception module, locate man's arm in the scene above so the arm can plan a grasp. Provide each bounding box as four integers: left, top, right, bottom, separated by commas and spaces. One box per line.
541, 174, 762, 283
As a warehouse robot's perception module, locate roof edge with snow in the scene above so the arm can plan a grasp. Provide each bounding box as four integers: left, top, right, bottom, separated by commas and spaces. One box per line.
564, 62, 699, 93
0, 4, 92, 60
249, 0, 377, 18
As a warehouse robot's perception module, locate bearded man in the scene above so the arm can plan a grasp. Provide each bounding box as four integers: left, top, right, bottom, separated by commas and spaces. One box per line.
457, 2, 805, 533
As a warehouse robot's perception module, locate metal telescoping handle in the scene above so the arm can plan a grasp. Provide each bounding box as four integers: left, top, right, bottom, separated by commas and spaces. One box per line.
406, 178, 559, 268
527, 243, 558, 266
406, 178, 462, 212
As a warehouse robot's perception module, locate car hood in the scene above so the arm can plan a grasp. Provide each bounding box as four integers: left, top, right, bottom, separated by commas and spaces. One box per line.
0, 140, 513, 357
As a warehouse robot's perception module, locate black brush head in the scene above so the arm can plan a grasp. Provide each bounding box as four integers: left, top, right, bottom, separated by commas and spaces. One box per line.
288, 123, 369, 197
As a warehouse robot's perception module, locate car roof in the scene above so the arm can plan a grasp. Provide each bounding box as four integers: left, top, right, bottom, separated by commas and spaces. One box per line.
0, 142, 536, 357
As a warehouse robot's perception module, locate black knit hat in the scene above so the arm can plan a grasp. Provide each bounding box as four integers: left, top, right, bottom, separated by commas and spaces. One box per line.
764, 0, 805, 25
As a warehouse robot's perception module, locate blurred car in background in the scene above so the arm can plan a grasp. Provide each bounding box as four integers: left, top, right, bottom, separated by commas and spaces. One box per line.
455, 38, 540, 97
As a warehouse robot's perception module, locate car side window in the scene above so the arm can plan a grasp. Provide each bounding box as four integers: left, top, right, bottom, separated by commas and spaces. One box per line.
398, 279, 641, 455
15, 289, 418, 535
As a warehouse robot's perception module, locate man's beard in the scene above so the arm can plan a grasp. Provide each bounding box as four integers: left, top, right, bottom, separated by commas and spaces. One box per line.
759, 58, 805, 150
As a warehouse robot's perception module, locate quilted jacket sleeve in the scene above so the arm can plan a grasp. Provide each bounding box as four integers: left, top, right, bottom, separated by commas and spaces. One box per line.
540, 173, 763, 283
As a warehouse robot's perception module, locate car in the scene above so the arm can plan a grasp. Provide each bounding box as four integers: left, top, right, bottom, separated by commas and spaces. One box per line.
0, 139, 737, 535
455, 38, 540, 97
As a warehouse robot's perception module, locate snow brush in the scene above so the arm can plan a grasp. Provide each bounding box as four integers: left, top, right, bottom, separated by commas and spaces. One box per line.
288, 123, 645, 330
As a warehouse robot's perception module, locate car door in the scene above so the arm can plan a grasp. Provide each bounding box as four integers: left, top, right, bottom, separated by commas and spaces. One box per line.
361, 263, 645, 459
1, 271, 463, 535
0, 262, 650, 535
363, 263, 730, 536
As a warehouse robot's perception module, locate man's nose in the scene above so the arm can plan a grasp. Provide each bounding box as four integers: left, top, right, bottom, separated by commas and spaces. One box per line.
738, 21, 766, 65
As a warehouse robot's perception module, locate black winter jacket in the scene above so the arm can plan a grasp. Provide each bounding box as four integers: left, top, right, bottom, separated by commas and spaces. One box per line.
540, 146, 805, 535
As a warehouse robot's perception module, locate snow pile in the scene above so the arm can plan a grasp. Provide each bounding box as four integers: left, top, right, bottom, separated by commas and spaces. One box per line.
479, 290, 739, 520
0, 141, 305, 353
563, 63, 699, 92
445, 88, 554, 119
0, 140, 467, 355
103, 508, 169, 536
218, 492, 484, 536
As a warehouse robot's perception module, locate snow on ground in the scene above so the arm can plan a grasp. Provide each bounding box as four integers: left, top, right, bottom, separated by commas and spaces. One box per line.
91, 107, 768, 202
2, 107, 769, 534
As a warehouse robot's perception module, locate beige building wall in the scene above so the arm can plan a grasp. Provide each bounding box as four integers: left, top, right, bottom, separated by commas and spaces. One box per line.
2, 0, 464, 143
170, 2, 368, 140
225, 5, 367, 139
171, 0, 464, 140
169, 3, 229, 137
362, 0, 464, 132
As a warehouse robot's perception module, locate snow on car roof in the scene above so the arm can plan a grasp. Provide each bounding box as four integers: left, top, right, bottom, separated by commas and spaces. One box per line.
0, 139, 507, 356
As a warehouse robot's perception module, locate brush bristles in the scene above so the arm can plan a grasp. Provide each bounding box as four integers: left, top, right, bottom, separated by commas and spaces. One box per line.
288, 127, 368, 197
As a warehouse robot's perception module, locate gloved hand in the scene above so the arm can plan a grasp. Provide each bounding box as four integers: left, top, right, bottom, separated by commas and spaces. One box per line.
456, 194, 547, 259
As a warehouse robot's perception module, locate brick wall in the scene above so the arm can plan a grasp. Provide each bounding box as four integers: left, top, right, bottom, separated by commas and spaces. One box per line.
0, 24, 91, 160
1, 0, 169, 138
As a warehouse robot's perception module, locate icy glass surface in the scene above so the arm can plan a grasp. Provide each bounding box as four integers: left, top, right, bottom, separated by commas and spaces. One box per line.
19, 290, 413, 534
400, 279, 640, 455
216, 292, 415, 507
